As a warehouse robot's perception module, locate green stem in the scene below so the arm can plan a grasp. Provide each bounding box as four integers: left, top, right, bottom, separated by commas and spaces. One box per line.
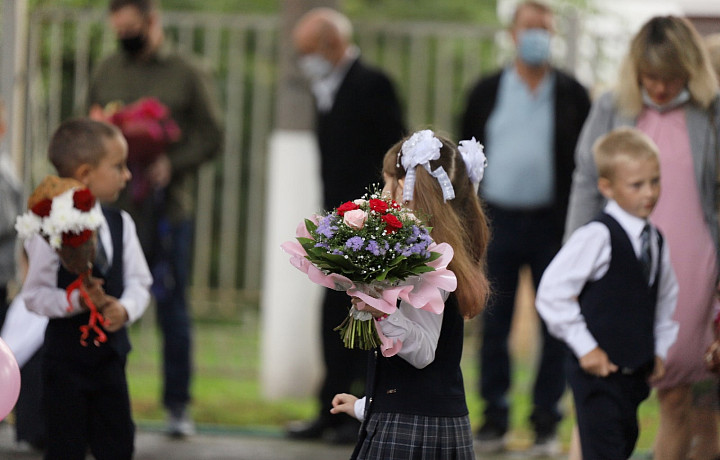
334, 311, 381, 350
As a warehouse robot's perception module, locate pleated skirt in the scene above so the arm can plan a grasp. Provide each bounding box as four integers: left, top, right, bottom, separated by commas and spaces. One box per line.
352, 412, 475, 460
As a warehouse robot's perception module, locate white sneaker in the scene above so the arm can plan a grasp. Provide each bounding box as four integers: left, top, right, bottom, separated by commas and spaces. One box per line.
474, 424, 508, 453
526, 434, 561, 457
166, 410, 196, 438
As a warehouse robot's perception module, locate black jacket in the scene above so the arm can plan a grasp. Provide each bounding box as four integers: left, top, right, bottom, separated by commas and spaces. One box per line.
316, 58, 406, 210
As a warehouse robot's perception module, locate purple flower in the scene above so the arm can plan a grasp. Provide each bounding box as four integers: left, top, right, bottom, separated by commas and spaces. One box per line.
410, 242, 429, 257
346, 236, 365, 251
365, 239, 383, 256
316, 215, 338, 238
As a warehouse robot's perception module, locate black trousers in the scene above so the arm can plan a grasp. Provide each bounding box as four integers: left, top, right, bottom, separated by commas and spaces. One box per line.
15, 348, 46, 448
42, 355, 134, 460
479, 204, 566, 433
567, 356, 651, 460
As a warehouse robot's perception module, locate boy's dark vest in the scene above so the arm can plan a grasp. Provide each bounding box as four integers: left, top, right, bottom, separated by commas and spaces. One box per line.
45, 207, 130, 364
364, 294, 468, 418
578, 213, 663, 369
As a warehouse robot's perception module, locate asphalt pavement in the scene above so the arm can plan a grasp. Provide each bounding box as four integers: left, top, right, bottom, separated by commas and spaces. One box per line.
1, 421, 654, 459
0, 420, 575, 460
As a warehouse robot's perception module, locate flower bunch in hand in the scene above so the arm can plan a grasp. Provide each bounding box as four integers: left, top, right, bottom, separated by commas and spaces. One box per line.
303, 188, 438, 286
283, 185, 456, 351
15, 176, 108, 346
90, 97, 180, 167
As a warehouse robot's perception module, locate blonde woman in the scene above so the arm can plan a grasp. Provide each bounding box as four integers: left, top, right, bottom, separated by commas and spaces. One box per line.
565, 16, 720, 460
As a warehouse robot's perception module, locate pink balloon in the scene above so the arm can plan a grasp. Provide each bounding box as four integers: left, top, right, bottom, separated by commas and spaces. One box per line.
0, 337, 20, 421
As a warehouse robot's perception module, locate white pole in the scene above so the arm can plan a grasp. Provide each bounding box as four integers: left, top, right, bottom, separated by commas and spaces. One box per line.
259, 0, 337, 399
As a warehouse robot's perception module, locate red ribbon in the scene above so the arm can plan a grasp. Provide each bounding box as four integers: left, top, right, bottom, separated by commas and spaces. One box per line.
65, 271, 107, 347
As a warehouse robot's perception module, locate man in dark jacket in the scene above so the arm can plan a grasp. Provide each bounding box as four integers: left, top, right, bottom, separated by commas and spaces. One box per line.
88, 0, 223, 438
460, 0, 590, 454
288, 7, 406, 445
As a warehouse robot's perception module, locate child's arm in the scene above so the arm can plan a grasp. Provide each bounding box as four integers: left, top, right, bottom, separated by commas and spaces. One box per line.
653, 240, 679, 362
117, 211, 153, 324
330, 393, 363, 421
351, 291, 443, 369
536, 222, 611, 361
377, 302, 442, 369
23, 235, 97, 317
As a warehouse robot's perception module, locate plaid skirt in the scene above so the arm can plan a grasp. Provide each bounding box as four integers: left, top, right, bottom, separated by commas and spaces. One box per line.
352, 412, 475, 460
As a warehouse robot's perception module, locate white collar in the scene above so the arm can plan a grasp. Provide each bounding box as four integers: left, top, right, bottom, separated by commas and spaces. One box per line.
604, 200, 650, 240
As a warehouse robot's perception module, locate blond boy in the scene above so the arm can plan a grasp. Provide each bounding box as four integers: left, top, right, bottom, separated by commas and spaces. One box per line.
536, 127, 678, 459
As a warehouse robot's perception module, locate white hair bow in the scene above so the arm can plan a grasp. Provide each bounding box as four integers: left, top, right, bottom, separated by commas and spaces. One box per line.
399, 130, 455, 202
458, 137, 487, 192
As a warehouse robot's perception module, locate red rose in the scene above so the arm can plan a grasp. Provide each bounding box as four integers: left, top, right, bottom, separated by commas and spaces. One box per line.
381, 214, 403, 234
31, 199, 53, 217
390, 200, 401, 209
336, 201, 359, 216
138, 97, 168, 120
72, 188, 96, 212
62, 229, 93, 248
369, 199, 388, 214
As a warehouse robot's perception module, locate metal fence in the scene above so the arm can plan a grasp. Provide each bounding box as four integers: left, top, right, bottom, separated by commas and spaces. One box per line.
22, 8, 583, 317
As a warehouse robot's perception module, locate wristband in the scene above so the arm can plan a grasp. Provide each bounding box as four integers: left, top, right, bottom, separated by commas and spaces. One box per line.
375, 313, 389, 322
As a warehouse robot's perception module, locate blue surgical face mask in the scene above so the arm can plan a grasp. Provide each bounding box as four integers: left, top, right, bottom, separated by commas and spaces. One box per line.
297, 54, 333, 82
518, 28, 551, 66
642, 87, 690, 112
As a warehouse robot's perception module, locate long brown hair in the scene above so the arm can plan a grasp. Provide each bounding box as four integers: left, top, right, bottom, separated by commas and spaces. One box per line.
383, 132, 490, 319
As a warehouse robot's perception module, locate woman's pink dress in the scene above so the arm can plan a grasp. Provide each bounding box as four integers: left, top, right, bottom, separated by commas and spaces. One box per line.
638, 106, 718, 389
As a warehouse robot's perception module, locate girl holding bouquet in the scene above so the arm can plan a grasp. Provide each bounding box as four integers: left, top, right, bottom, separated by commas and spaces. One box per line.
330, 130, 490, 459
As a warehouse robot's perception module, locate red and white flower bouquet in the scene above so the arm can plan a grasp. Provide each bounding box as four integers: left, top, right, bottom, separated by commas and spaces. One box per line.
281, 186, 457, 353
15, 176, 108, 346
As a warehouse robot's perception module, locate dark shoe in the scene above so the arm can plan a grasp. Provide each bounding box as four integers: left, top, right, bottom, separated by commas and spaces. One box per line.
286, 418, 330, 440
475, 422, 507, 453
325, 420, 360, 445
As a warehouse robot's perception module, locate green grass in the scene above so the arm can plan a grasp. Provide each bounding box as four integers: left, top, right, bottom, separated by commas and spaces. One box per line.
127, 314, 316, 429
126, 308, 660, 451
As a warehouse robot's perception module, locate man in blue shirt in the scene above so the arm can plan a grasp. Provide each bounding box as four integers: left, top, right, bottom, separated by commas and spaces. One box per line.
460, 0, 590, 454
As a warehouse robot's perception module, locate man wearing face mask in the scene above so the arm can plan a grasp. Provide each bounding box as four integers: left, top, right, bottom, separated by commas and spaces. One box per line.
87, 0, 223, 439
287, 7, 405, 445
459, 0, 590, 455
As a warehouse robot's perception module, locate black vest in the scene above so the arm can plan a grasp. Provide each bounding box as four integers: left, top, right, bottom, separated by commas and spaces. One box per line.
364, 294, 468, 418
578, 213, 662, 369
45, 207, 130, 364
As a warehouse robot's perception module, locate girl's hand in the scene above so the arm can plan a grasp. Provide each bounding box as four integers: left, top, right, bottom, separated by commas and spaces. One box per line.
350, 297, 386, 319
330, 393, 358, 418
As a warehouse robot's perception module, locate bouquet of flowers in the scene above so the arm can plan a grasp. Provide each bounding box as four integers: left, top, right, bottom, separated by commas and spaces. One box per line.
15, 176, 108, 346
90, 97, 181, 167
282, 186, 457, 353
90, 97, 181, 202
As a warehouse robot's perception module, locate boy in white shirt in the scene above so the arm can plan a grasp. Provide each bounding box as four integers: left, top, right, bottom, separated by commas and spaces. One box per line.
536, 127, 678, 459
23, 118, 152, 459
